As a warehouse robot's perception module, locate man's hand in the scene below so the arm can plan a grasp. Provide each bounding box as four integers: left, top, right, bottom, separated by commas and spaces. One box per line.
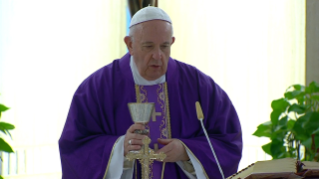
124, 123, 146, 156
157, 138, 190, 162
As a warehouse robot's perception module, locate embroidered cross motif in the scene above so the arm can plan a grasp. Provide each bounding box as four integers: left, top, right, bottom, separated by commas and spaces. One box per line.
152, 110, 162, 122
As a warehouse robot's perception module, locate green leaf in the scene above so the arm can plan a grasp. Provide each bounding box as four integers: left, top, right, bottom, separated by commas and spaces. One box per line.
298, 112, 312, 126
271, 126, 287, 140
271, 98, 290, 112
0, 138, 14, 153
287, 120, 295, 130
262, 142, 272, 155
253, 121, 272, 138
306, 81, 319, 94
304, 112, 319, 131
292, 84, 305, 91
288, 104, 306, 114
313, 128, 319, 135
293, 116, 309, 141
296, 95, 306, 105
0, 104, 9, 112
6, 129, 12, 139
0, 122, 15, 130
310, 95, 319, 101
302, 138, 312, 150
271, 116, 289, 139
278, 116, 288, 126
0, 129, 7, 135
309, 81, 319, 93
271, 110, 282, 126
0, 122, 15, 137
284, 90, 303, 100
0, 175, 3, 179
270, 139, 285, 159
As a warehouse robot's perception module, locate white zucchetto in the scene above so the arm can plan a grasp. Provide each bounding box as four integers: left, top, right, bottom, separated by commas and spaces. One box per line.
129, 6, 172, 28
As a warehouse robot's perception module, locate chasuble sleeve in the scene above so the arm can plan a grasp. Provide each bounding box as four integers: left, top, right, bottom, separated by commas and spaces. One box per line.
174, 65, 243, 179
59, 66, 122, 179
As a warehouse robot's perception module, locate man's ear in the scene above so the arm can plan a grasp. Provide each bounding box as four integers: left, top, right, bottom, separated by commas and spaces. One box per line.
171, 37, 175, 45
124, 36, 133, 55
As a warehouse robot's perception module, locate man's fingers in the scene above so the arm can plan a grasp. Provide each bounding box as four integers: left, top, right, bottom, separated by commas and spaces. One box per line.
156, 150, 173, 162
163, 151, 173, 162
156, 138, 175, 154
128, 138, 144, 145
128, 144, 141, 151
132, 133, 146, 140
156, 144, 172, 154
157, 138, 173, 145
124, 123, 148, 156
128, 123, 145, 133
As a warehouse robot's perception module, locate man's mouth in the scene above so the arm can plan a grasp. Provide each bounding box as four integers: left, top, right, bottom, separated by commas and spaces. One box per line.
150, 65, 160, 68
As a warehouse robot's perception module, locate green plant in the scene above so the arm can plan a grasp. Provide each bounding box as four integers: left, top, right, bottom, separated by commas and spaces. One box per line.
253, 81, 319, 161
0, 99, 15, 179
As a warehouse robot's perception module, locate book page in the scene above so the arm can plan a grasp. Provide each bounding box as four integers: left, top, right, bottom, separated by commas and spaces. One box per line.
302, 161, 319, 169
252, 158, 296, 173
227, 164, 255, 179
227, 158, 297, 179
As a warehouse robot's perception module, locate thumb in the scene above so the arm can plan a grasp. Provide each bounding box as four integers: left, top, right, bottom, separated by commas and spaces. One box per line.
157, 138, 173, 145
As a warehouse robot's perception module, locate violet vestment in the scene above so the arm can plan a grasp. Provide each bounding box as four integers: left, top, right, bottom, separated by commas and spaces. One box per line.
59, 53, 242, 179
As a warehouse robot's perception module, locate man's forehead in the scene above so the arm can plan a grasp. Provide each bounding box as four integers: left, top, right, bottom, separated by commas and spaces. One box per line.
141, 41, 171, 44
132, 20, 172, 35
130, 6, 172, 28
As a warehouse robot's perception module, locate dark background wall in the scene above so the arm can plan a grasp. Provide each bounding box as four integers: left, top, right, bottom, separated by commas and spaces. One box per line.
306, 0, 319, 85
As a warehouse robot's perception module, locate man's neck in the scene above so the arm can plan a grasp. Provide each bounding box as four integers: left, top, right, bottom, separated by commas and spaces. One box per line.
130, 56, 166, 86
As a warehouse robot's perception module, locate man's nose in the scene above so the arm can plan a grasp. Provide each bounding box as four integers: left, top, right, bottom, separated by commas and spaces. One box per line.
151, 48, 162, 60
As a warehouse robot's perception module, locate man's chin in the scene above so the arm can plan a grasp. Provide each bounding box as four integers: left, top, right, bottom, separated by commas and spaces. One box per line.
145, 73, 164, 81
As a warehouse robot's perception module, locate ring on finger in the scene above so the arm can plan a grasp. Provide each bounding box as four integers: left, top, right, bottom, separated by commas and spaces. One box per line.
128, 139, 132, 145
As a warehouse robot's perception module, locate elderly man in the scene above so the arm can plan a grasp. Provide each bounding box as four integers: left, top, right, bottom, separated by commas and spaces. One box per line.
59, 6, 242, 179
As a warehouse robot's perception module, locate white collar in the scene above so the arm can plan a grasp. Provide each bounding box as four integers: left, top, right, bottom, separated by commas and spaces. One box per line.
130, 56, 166, 86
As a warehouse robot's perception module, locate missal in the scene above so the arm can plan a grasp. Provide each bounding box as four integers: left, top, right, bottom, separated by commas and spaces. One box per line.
227, 158, 319, 179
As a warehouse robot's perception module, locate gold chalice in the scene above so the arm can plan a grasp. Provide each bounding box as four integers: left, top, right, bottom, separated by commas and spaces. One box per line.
128, 102, 154, 135
126, 102, 166, 179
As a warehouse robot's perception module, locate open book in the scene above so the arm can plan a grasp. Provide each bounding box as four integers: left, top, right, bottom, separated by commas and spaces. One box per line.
227, 158, 319, 179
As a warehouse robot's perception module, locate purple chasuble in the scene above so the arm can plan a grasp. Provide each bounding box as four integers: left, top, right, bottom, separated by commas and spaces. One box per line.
59, 53, 243, 179
135, 83, 169, 178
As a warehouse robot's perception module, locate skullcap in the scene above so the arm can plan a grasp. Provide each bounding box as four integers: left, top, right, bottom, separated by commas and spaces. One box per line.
130, 6, 172, 28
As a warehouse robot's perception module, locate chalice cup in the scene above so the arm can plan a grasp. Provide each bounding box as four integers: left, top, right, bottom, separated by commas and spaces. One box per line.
127, 102, 166, 179
128, 102, 154, 135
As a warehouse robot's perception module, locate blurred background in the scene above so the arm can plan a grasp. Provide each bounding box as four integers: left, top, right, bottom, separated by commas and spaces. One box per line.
0, 0, 316, 178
